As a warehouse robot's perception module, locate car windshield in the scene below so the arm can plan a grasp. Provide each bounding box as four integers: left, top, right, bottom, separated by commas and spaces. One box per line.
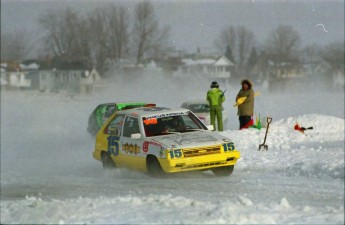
188, 104, 209, 113
143, 112, 206, 137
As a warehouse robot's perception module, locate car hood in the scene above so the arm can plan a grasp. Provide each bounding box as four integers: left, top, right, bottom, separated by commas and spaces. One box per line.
151, 131, 232, 149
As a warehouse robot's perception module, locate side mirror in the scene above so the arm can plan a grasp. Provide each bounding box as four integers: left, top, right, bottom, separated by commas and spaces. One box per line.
207, 125, 214, 131
131, 133, 141, 139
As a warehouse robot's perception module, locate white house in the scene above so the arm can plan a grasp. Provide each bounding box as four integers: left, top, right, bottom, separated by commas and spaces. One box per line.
7, 71, 31, 89
211, 55, 235, 78
143, 60, 163, 76
173, 55, 235, 84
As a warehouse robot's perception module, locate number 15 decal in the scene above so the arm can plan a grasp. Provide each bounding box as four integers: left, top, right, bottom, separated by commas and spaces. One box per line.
168, 149, 182, 158
223, 142, 235, 152
107, 136, 119, 156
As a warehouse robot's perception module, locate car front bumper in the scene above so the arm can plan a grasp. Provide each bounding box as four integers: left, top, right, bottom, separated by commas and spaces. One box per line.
159, 150, 240, 173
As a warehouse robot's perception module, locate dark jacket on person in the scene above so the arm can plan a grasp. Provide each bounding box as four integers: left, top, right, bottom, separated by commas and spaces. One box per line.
236, 79, 254, 116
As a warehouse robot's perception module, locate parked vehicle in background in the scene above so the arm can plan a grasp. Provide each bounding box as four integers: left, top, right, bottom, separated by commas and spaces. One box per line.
92, 106, 240, 176
181, 100, 228, 129
87, 102, 155, 136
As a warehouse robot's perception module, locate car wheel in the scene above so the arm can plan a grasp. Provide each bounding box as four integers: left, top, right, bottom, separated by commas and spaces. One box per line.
101, 152, 115, 169
212, 165, 234, 176
147, 156, 164, 177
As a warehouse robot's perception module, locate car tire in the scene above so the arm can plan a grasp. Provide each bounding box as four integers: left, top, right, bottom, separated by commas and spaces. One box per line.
147, 156, 164, 177
212, 165, 234, 176
101, 152, 116, 169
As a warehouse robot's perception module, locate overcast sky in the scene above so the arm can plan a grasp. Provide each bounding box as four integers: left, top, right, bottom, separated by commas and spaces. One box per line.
1, 0, 344, 54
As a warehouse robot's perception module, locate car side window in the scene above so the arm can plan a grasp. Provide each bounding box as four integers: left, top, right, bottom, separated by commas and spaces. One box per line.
104, 114, 125, 135
104, 105, 117, 118
123, 116, 140, 137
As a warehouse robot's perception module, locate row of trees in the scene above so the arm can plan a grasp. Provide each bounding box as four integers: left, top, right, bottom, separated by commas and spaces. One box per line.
214, 25, 344, 77
1, 1, 170, 75
1, 1, 343, 76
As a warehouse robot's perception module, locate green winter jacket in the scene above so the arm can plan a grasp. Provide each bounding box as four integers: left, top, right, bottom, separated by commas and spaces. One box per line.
207, 88, 225, 106
236, 87, 254, 116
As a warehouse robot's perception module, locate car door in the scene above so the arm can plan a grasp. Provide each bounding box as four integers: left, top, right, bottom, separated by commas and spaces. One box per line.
119, 116, 146, 170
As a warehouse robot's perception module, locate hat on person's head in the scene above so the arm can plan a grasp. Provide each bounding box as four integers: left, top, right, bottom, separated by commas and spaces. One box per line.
210, 81, 219, 88
241, 79, 253, 89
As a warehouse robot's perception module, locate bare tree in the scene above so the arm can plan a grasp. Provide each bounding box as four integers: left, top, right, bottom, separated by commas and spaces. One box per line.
237, 26, 255, 75
215, 25, 255, 77
1, 30, 32, 61
265, 25, 301, 64
88, 7, 110, 74
133, 1, 170, 65
300, 44, 323, 63
38, 9, 65, 56
77, 19, 92, 68
107, 6, 130, 61
38, 8, 91, 67
322, 41, 344, 70
86, 5, 131, 75
62, 8, 86, 58
215, 26, 236, 58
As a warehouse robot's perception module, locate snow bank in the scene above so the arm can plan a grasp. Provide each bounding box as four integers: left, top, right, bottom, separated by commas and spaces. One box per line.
1, 193, 343, 224
223, 114, 344, 180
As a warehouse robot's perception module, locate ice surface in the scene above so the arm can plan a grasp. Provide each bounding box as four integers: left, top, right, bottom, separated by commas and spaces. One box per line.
1, 77, 344, 224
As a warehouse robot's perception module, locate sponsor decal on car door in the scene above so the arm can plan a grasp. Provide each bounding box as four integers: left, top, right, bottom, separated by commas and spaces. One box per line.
120, 116, 143, 156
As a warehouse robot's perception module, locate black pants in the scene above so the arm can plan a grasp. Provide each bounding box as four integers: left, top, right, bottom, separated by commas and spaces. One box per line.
239, 116, 252, 129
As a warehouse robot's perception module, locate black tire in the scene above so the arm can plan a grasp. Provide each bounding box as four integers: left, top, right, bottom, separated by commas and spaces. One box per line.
147, 156, 164, 177
212, 165, 234, 176
101, 152, 115, 169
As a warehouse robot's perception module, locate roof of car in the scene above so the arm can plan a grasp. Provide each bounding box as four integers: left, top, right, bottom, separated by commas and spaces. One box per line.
118, 107, 191, 118
96, 102, 151, 109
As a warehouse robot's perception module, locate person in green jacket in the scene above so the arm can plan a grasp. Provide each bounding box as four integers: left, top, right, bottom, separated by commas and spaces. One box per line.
207, 81, 225, 131
236, 79, 254, 129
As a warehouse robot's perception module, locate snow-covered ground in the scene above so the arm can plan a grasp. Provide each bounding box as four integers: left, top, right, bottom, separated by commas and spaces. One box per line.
1, 76, 344, 224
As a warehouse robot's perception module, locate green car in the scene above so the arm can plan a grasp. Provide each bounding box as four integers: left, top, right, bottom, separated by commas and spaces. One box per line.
87, 102, 155, 136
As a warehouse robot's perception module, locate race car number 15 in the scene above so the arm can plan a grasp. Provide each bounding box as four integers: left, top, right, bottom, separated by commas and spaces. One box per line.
223, 142, 235, 152
107, 136, 119, 156
168, 149, 182, 158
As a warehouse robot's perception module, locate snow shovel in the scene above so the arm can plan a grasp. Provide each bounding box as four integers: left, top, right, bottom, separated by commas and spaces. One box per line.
233, 92, 261, 107
259, 117, 272, 151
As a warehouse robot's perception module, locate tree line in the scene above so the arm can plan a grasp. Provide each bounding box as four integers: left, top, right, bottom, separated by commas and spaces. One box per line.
1, 0, 343, 77
1, 1, 170, 75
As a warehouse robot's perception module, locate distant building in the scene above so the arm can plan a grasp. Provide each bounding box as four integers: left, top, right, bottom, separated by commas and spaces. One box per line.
173, 55, 235, 84
143, 60, 163, 76
1, 58, 101, 94
0, 61, 31, 90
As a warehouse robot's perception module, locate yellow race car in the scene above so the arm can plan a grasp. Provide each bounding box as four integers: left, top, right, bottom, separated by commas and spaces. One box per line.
92, 107, 240, 176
